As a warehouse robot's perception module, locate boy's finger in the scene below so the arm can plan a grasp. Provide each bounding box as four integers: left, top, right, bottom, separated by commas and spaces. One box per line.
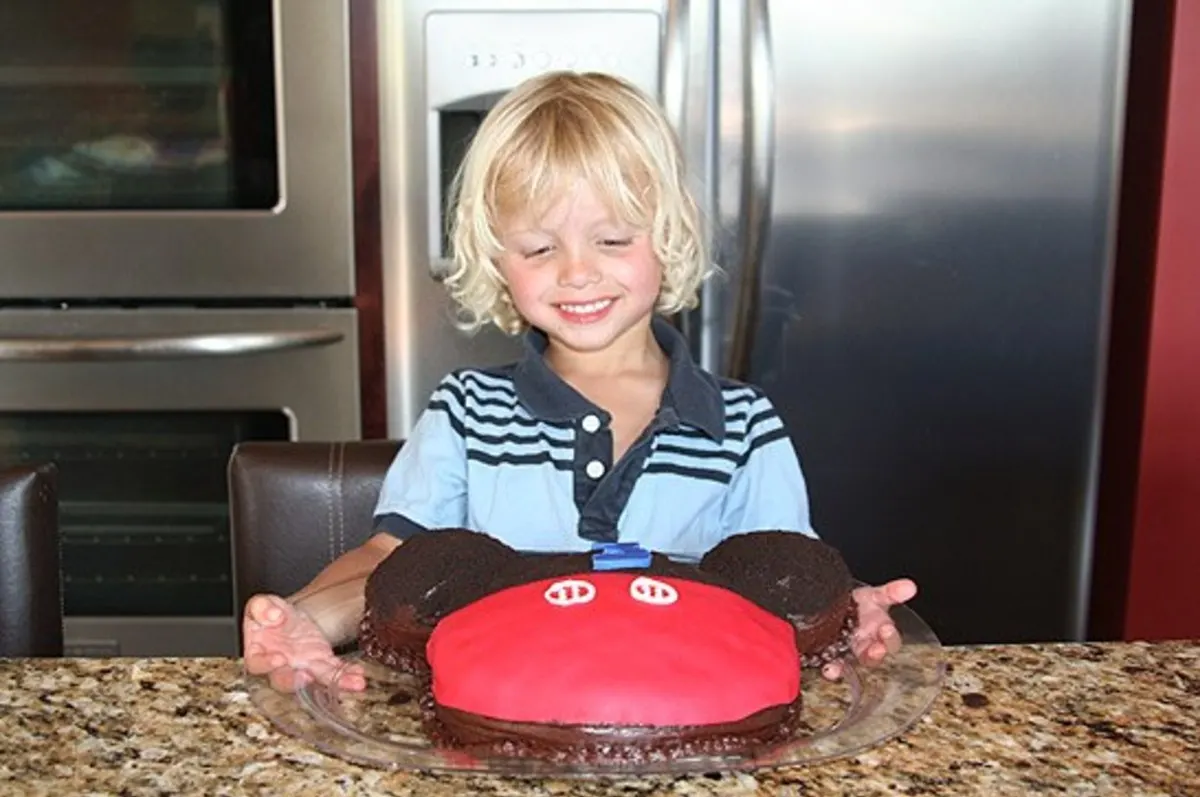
879, 622, 902, 653
269, 666, 304, 693
861, 641, 888, 666
301, 657, 349, 687
337, 666, 368, 692
246, 594, 287, 625
268, 660, 325, 693
243, 650, 273, 675
882, 578, 918, 606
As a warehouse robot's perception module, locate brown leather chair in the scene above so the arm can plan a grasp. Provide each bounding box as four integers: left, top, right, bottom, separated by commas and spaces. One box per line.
0, 462, 63, 658
228, 441, 402, 635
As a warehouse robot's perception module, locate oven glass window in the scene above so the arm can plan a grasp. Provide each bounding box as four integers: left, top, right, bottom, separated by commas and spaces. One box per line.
0, 0, 277, 210
0, 410, 289, 617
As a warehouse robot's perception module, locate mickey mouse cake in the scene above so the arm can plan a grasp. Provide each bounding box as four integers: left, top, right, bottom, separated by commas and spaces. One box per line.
358, 530, 857, 763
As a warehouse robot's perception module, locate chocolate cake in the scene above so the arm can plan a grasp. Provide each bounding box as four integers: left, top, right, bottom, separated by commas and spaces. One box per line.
358, 530, 857, 763
700, 531, 857, 669
359, 529, 518, 672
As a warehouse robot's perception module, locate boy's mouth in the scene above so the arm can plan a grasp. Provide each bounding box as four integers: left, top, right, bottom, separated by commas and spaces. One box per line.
556, 298, 615, 321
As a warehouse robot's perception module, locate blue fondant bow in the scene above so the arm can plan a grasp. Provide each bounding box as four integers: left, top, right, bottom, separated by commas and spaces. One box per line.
591, 542, 653, 570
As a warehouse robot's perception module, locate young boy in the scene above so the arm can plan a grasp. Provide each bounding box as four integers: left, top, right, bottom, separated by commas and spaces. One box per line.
244, 71, 917, 692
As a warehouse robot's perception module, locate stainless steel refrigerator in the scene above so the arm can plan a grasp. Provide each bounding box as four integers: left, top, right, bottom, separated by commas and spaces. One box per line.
380, 0, 1137, 645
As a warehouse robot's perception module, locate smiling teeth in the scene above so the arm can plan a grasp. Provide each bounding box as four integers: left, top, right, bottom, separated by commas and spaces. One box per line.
559, 299, 613, 314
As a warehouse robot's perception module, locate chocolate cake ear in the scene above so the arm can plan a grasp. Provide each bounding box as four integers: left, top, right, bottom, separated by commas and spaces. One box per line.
699, 531, 857, 666
364, 529, 521, 624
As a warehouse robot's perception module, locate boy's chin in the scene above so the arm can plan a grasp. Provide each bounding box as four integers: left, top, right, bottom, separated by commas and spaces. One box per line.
543, 324, 636, 355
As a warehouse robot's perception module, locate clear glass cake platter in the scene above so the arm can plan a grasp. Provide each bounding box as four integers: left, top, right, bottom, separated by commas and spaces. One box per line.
247, 603, 946, 777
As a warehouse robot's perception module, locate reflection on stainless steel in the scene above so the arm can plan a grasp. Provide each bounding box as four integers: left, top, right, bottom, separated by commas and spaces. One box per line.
0, 329, 344, 362
725, 0, 775, 382
658, 0, 694, 344
674, 0, 716, 358
660, 0, 691, 143
739, 0, 1132, 644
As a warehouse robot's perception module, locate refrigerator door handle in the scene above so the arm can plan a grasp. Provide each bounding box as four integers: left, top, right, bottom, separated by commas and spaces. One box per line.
0, 329, 345, 362
726, 0, 775, 382
661, 0, 691, 149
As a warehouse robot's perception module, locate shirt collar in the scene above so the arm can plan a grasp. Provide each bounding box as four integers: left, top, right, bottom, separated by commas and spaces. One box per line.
512, 315, 725, 441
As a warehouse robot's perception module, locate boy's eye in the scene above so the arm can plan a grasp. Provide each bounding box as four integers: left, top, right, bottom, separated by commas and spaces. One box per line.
600, 238, 632, 248
523, 246, 552, 259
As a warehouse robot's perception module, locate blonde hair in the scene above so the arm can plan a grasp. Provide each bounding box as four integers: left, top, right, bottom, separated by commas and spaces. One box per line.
444, 71, 711, 335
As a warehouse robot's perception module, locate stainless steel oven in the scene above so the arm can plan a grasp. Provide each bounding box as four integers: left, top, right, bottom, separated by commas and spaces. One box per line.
0, 0, 361, 656
0, 0, 352, 300
0, 308, 360, 656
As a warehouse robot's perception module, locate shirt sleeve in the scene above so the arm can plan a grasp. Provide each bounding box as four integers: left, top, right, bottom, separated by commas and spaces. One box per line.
719, 388, 818, 539
372, 373, 469, 537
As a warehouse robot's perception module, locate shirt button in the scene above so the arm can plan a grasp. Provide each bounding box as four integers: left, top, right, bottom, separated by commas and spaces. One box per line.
585, 460, 606, 479
581, 414, 601, 433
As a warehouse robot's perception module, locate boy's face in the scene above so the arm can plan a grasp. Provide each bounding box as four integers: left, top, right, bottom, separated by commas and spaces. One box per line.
496, 180, 662, 359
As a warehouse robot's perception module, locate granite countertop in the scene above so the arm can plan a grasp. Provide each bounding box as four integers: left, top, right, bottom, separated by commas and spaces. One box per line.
0, 642, 1197, 796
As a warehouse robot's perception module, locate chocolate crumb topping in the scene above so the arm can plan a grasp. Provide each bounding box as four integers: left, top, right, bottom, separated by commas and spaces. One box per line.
699, 531, 854, 621
363, 529, 519, 623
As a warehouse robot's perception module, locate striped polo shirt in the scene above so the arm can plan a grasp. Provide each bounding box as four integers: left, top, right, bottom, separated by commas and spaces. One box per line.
373, 315, 817, 561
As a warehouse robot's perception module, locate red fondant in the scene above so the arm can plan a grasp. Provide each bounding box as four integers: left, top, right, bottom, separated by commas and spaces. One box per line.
426, 573, 800, 727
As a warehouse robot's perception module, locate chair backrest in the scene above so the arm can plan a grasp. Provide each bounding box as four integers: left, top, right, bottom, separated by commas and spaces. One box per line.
0, 462, 63, 657
228, 440, 402, 615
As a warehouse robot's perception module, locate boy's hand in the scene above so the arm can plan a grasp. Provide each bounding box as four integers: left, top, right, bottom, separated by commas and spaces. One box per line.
821, 578, 918, 681
242, 594, 366, 693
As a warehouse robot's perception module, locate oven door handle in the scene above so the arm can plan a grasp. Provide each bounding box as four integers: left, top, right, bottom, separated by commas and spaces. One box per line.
0, 329, 345, 362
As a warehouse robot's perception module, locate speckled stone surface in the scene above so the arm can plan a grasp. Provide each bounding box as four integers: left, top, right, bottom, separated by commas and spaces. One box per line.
0, 642, 1196, 796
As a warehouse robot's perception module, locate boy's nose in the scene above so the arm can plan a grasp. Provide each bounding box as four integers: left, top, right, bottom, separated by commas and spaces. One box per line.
556, 253, 600, 288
